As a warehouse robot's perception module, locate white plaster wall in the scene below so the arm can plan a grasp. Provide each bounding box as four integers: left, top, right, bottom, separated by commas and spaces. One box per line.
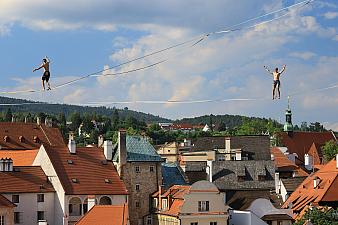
3, 193, 54, 225
33, 145, 66, 225
280, 181, 288, 202
228, 210, 267, 225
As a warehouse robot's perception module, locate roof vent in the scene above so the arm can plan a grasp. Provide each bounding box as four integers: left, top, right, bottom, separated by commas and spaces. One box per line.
67, 160, 73, 164
33, 136, 40, 143
105, 179, 111, 183
3, 136, 9, 142
19, 136, 25, 143
71, 178, 78, 183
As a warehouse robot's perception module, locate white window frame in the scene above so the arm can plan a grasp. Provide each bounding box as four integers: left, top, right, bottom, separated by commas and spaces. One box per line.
136, 184, 140, 191
0, 215, 5, 225
198, 201, 209, 212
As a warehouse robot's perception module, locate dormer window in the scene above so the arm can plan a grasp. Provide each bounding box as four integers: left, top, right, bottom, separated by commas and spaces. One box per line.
162, 199, 168, 210
18, 136, 25, 143
71, 178, 78, 183
33, 136, 40, 143
3, 136, 9, 142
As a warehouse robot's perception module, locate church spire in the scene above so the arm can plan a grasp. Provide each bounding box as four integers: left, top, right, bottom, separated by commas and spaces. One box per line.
284, 96, 293, 134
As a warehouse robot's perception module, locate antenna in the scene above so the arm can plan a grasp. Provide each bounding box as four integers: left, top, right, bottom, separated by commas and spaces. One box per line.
287, 96, 290, 109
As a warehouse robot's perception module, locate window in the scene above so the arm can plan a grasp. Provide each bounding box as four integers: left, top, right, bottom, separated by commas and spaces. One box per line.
37, 194, 44, 202
210, 222, 217, 225
14, 212, 22, 224
136, 184, 140, 191
37, 211, 44, 221
190, 223, 198, 225
135, 166, 140, 173
0, 215, 4, 225
198, 201, 209, 212
150, 166, 154, 172
12, 195, 19, 203
162, 199, 168, 210
136, 201, 140, 208
147, 216, 152, 225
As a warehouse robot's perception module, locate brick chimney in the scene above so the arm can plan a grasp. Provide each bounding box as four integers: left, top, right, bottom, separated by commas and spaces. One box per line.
104, 140, 113, 160
68, 133, 76, 154
118, 130, 127, 166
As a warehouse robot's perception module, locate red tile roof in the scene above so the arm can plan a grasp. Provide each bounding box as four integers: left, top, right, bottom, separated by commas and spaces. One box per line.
76, 204, 128, 225
0, 122, 65, 149
0, 166, 55, 193
283, 158, 338, 217
271, 147, 308, 176
0, 194, 15, 207
278, 131, 336, 161
43, 145, 128, 195
0, 149, 38, 166
307, 143, 322, 165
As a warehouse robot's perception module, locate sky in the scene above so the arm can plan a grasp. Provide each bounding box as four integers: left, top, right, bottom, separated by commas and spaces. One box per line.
0, 0, 337, 130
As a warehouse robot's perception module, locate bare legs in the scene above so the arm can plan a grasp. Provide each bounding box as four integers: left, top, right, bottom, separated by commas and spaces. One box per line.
42, 80, 46, 91
272, 83, 280, 99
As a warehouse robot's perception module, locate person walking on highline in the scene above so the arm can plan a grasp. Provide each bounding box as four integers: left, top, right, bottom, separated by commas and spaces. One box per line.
264, 64, 286, 100
33, 56, 51, 91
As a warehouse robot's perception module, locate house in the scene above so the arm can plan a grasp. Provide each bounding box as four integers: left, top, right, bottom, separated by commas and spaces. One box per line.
278, 177, 306, 202
0, 159, 55, 225
156, 142, 180, 162
146, 181, 229, 225
113, 130, 164, 225
0, 194, 16, 225
76, 204, 129, 225
282, 155, 338, 220
0, 121, 129, 225
276, 105, 336, 169
161, 162, 188, 190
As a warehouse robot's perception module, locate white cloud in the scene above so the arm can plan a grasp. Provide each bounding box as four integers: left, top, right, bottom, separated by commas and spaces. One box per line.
323, 122, 338, 131
289, 51, 316, 60
323, 11, 338, 19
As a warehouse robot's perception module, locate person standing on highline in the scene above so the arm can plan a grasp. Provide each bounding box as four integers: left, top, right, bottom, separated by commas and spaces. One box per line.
33, 56, 51, 91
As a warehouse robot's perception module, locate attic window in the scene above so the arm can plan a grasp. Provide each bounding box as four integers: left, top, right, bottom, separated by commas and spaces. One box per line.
33, 136, 40, 143
101, 160, 108, 165
19, 136, 25, 143
3, 136, 9, 142
67, 160, 73, 164
71, 178, 78, 183
105, 179, 111, 183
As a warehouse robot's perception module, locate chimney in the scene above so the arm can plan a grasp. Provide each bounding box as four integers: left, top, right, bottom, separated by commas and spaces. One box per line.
45, 117, 52, 127
336, 154, 338, 169
158, 185, 162, 211
11, 115, 15, 123
313, 176, 320, 188
235, 149, 242, 161
2, 158, 13, 172
104, 140, 113, 160
98, 135, 104, 148
68, 133, 76, 154
37, 117, 41, 126
87, 195, 96, 211
24, 116, 28, 123
118, 130, 127, 166
304, 154, 313, 171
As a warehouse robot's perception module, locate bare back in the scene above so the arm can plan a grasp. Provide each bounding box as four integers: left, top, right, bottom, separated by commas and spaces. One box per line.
41, 62, 50, 72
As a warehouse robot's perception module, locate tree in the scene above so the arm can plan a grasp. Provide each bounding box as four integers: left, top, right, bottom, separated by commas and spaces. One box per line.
111, 109, 120, 130
309, 122, 326, 132
68, 112, 82, 131
293, 207, 338, 225
322, 140, 338, 162
4, 108, 12, 122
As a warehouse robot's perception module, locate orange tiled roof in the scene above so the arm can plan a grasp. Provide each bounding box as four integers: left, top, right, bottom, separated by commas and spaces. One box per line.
0, 149, 38, 166
278, 131, 335, 161
283, 158, 338, 217
0, 194, 15, 207
76, 204, 128, 225
271, 147, 308, 176
0, 166, 55, 193
43, 145, 128, 195
307, 143, 322, 165
0, 122, 65, 149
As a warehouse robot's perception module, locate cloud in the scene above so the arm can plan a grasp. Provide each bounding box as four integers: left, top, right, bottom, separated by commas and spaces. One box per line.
323, 11, 338, 19
323, 122, 338, 131
289, 51, 316, 60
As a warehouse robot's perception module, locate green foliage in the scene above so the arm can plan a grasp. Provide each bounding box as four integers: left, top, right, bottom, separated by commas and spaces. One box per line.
293, 207, 338, 225
322, 140, 338, 162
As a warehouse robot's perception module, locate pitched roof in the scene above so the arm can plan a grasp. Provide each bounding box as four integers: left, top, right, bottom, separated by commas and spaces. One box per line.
307, 143, 322, 165
114, 136, 163, 162
76, 204, 128, 225
0, 166, 55, 193
43, 145, 128, 195
0, 194, 16, 208
281, 177, 307, 192
271, 147, 308, 176
283, 158, 338, 215
0, 149, 38, 166
278, 131, 336, 161
162, 162, 187, 190
0, 122, 65, 149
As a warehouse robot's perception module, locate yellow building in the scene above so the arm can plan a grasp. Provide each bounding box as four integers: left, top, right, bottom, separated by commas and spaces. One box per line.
145, 181, 228, 225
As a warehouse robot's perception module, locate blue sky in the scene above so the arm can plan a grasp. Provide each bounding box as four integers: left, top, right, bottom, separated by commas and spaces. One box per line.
0, 0, 337, 130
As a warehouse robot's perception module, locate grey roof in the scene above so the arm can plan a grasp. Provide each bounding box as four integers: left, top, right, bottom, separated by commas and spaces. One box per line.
281, 177, 307, 192
113, 136, 164, 162
162, 162, 187, 190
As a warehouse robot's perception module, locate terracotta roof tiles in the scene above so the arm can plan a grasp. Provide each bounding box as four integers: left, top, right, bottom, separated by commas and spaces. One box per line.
0, 166, 55, 193
76, 204, 128, 225
0, 149, 38, 166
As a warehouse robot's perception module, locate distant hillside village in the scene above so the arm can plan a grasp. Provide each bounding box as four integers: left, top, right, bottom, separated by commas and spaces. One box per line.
0, 105, 337, 225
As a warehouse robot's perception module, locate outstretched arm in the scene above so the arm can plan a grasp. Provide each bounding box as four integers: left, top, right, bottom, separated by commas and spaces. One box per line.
280, 65, 286, 74
33, 64, 43, 72
264, 66, 273, 75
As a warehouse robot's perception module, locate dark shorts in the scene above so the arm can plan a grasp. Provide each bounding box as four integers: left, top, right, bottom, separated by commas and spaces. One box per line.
42, 71, 50, 82
273, 80, 280, 88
